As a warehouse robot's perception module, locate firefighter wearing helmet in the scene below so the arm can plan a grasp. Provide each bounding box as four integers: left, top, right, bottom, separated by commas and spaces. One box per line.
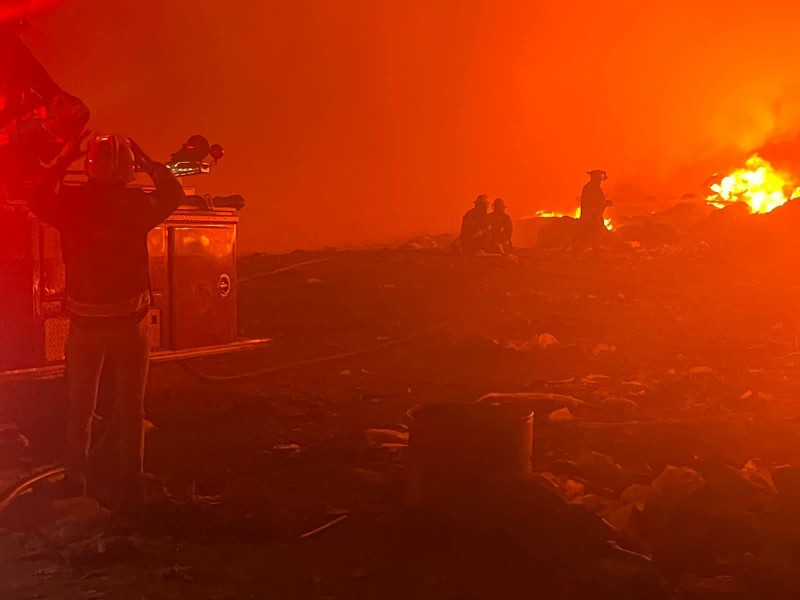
457, 194, 492, 254
578, 169, 612, 249
29, 133, 185, 510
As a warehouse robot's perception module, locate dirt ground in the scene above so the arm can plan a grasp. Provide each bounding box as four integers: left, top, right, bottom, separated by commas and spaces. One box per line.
2, 235, 800, 599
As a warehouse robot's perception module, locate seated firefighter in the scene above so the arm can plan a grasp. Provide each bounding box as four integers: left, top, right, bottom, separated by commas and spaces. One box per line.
456, 194, 491, 254
29, 134, 185, 510
488, 197, 513, 254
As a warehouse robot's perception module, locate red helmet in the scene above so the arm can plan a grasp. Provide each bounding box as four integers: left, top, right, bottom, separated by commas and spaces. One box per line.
85, 134, 136, 185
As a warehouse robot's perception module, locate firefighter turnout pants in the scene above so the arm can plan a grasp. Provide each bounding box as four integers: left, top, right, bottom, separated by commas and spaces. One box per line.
64, 314, 150, 501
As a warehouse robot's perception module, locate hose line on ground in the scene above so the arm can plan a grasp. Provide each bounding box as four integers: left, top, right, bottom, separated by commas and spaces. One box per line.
180, 320, 458, 383
238, 256, 340, 284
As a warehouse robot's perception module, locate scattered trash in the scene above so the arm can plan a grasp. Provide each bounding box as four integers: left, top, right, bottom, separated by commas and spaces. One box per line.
397, 235, 442, 251
365, 428, 409, 446
505, 333, 558, 352
269, 443, 301, 457
651, 466, 705, 498
592, 343, 618, 357
688, 366, 713, 374
582, 374, 613, 383
33, 565, 64, 578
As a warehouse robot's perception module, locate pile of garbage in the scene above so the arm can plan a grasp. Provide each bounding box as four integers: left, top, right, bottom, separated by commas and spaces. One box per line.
514, 371, 800, 597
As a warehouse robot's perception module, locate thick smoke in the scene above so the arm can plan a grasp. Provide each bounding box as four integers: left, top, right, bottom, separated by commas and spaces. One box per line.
26, 0, 800, 250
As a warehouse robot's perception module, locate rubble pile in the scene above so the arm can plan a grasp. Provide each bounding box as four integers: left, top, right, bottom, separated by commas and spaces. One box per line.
522, 371, 800, 597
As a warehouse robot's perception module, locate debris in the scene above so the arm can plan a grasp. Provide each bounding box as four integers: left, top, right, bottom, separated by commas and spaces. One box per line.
398, 235, 442, 251
0, 422, 29, 465
365, 428, 409, 446
33, 565, 64, 578
61, 534, 144, 567
159, 564, 195, 582
504, 333, 558, 352
740, 459, 778, 494
549, 407, 575, 422
269, 443, 301, 457
570, 493, 614, 513
306, 278, 323, 284
592, 343, 618, 357
600, 395, 640, 419
688, 366, 713, 374
620, 484, 656, 510
575, 451, 627, 487
52, 497, 110, 527
582, 374, 613, 384
651, 466, 705, 498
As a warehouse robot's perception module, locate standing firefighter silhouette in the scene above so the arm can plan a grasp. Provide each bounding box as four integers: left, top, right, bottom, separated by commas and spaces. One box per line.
578, 169, 611, 248
29, 134, 185, 509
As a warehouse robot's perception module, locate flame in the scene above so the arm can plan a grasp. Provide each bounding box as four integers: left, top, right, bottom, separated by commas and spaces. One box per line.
707, 154, 800, 214
535, 208, 613, 231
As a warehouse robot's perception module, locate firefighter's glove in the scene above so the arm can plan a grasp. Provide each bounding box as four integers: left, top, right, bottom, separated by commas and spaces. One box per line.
129, 139, 159, 177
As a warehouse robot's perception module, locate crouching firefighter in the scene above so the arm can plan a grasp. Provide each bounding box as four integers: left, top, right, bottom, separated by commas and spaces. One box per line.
29, 134, 185, 510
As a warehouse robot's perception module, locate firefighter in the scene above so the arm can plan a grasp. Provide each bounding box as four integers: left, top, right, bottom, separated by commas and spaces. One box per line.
578, 169, 612, 248
29, 134, 185, 510
457, 194, 491, 254
488, 197, 513, 254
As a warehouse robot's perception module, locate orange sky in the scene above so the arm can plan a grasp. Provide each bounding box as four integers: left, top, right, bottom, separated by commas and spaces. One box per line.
22, 0, 800, 251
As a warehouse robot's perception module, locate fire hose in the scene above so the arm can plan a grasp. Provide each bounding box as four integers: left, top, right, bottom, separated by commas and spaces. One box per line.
0, 319, 458, 516
237, 256, 340, 284
181, 319, 458, 383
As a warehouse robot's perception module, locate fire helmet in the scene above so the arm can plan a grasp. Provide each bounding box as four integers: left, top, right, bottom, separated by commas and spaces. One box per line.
85, 134, 136, 185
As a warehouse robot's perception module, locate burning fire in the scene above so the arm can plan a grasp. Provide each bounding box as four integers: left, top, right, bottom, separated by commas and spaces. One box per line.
535, 208, 613, 231
707, 154, 800, 214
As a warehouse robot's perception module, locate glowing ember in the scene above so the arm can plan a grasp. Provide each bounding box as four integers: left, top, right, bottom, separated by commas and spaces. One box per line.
534, 208, 613, 231
707, 154, 800, 214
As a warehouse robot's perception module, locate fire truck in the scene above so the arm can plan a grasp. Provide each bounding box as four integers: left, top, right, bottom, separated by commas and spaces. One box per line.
0, 137, 267, 384
0, 27, 266, 384
0, 27, 265, 382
